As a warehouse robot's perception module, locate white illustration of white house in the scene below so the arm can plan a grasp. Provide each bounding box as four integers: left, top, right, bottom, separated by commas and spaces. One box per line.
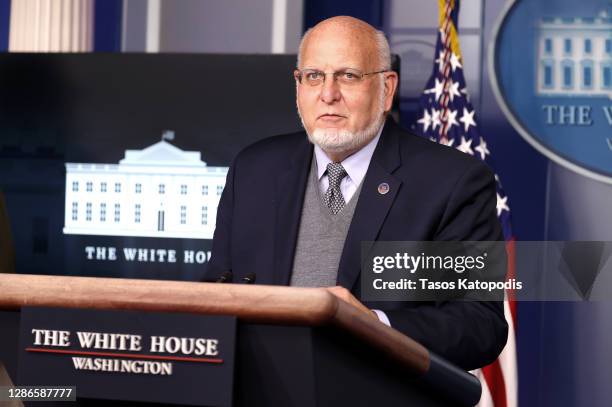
63, 135, 228, 239
536, 9, 612, 98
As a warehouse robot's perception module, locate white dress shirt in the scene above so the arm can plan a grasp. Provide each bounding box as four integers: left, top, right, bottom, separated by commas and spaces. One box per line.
312, 125, 392, 327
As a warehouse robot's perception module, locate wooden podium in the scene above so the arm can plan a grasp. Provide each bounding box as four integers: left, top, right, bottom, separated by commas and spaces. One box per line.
0, 274, 481, 406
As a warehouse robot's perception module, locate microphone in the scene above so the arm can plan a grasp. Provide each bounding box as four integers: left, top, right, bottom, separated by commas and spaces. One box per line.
215, 271, 233, 283
241, 273, 256, 284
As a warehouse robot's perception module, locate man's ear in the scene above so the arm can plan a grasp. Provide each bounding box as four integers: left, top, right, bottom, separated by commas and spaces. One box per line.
383, 71, 399, 111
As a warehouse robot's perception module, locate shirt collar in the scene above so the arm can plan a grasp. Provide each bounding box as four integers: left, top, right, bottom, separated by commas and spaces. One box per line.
314, 123, 384, 185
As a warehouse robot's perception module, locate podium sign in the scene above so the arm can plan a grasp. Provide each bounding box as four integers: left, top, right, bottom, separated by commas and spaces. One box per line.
17, 307, 236, 406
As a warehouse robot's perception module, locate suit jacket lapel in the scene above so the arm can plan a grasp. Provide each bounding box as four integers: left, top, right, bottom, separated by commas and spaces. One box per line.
337, 120, 403, 290
273, 135, 313, 285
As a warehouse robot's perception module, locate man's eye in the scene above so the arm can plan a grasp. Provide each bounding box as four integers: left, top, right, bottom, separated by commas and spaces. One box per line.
341, 71, 359, 81
306, 72, 322, 81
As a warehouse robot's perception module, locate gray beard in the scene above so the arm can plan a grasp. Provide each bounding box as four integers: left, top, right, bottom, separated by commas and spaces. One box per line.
305, 115, 385, 154
297, 88, 386, 155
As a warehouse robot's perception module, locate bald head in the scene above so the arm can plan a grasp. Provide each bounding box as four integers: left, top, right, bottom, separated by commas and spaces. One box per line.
297, 16, 391, 71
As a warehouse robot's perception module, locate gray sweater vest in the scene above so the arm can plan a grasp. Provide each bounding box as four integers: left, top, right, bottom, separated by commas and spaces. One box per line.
290, 158, 362, 287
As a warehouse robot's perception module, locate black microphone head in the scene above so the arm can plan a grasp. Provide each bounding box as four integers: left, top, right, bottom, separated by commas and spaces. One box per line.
215, 271, 233, 283
241, 272, 256, 284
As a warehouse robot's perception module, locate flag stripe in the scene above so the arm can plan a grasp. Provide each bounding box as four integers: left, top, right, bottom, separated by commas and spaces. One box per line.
483, 360, 508, 407
499, 298, 518, 407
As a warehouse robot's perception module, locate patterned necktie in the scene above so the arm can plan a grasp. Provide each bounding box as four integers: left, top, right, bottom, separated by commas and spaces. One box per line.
323, 162, 348, 215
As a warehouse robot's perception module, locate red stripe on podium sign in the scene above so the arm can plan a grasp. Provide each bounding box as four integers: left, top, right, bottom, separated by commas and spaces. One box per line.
26, 347, 224, 364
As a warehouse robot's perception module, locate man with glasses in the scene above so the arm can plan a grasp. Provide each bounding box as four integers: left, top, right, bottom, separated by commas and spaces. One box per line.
209, 16, 507, 370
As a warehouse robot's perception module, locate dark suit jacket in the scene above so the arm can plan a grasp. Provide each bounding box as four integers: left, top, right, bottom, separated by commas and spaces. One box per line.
209, 119, 508, 370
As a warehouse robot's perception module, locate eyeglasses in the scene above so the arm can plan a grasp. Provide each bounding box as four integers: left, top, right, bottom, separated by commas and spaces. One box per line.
294, 68, 390, 87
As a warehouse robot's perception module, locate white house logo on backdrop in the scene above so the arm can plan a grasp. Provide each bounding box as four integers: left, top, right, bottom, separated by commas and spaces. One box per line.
536, 13, 612, 99
63, 132, 229, 240
491, 0, 612, 184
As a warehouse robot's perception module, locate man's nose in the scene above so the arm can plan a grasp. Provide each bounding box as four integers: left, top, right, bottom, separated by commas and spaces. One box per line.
319, 75, 341, 104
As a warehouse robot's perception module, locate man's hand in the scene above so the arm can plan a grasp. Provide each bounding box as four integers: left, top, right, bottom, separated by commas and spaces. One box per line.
325, 286, 378, 321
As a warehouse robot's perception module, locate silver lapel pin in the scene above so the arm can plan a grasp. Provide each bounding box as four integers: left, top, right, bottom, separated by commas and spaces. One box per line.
378, 182, 390, 195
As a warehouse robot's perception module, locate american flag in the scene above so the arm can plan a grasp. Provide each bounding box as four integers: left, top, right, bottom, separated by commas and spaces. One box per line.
414, 1, 517, 406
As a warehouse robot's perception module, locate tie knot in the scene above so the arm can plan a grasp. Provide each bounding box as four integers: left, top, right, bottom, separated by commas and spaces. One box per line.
326, 163, 347, 189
